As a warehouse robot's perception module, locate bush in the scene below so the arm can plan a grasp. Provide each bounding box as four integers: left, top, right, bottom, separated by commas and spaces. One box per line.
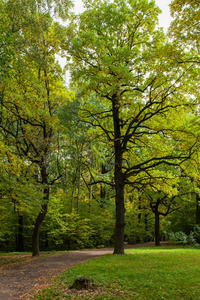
168, 231, 188, 245
40, 210, 115, 251
168, 226, 200, 248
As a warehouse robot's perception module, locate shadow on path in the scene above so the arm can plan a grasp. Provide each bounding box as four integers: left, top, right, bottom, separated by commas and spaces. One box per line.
0, 242, 167, 300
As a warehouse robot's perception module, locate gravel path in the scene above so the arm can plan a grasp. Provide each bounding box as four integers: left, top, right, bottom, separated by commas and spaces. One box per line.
0, 242, 159, 300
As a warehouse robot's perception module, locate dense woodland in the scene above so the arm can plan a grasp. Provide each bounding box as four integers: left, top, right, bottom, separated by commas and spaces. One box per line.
0, 0, 200, 256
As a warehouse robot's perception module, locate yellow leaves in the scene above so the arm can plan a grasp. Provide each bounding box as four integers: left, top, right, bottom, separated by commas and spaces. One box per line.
51, 83, 75, 106
0, 143, 23, 177
169, 0, 200, 45
3, 51, 73, 136
125, 199, 135, 213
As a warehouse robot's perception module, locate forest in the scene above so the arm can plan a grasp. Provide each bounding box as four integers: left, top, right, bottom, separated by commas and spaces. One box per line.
0, 0, 200, 256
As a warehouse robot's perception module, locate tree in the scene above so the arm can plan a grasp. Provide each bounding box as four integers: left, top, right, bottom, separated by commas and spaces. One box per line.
0, 0, 73, 256
169, 0, 200, 226
148, 190, 184, 246
66, 0, 197, 254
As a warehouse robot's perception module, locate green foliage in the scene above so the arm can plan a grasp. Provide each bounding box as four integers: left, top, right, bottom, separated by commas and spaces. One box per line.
125, 206, 154, 244
163, 194, 196, 234
169, 225, 200, 248
168, 231, 188, 245
41, 197, 115, 250
0, 0, 200, 255
0, 0, 74, 255
125, 222, 153, 244
170, 0, 200, 44
46, 213, 95, 249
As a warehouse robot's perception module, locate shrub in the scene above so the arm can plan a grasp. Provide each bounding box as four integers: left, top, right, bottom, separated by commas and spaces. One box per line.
168, 226, 200, 248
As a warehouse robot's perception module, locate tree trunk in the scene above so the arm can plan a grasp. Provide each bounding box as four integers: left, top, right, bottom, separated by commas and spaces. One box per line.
65, 167, 68, 196
112, 96, 125, 255
71, 174, 77, 213
16, 214, 24, 252
100, 164, 107, 206
144, 213, 149, 242
77, 164, 81, 214
196, 192, 200, 225
138, 196, 142, 223
155, 212, 160, 246
113, 178, 125, 254
89, 176, 92, 213
32, 202, 48, 256
32, 164, 49, 257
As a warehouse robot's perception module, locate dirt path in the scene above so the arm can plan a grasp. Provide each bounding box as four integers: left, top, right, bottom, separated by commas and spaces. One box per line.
0, 242, 161, 300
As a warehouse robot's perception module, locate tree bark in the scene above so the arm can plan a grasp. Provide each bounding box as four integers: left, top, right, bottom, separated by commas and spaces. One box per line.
77, 164, 82, 214
144, 213, 149, 242
32, 202, 48, 256
32, 164, 49, 257
113, 177, 125, 254
196, 192, 200, 225
113, 96, 125, 255
65, 167, 68, 196
89, 176, 92, 213
16, 214, 24, 252
138, 196, 142, 224
100, 164, 107, 203
71, 174, 77, 213
155, 212, 160, 246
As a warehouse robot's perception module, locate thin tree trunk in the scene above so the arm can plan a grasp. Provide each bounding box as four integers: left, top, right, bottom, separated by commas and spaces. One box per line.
65, 167, 68, 196
100, 164, 107, 206
76, 142, 83, 214
138, 196, 142, 224
155, 212, 160, 246
144, 213, 149, 242
18, 215, 24, 252
89, 176, 92, 213
16, 214, 24, 252
77, 164, 81, 214
71, 174, 77, 213
196, 192, 200, 224
81, 174, 95, 212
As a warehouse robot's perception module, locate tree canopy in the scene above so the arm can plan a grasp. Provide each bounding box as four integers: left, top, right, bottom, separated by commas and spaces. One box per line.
0, 0, 200, 254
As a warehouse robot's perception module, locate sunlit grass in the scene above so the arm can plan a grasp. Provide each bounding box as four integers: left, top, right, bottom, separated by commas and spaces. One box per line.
34, 246, 200, 300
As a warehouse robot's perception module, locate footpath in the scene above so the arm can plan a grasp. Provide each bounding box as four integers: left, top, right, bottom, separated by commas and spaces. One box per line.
0, 242, 158, 300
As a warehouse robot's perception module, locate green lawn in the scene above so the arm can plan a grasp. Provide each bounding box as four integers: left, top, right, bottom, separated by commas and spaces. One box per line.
34, 246, 200, 299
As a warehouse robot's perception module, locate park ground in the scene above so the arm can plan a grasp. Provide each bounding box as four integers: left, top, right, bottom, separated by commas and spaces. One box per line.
1, 242, 200, 299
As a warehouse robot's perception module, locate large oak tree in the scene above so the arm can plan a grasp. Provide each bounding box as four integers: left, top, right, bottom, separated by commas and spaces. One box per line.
66, 0, 197, 254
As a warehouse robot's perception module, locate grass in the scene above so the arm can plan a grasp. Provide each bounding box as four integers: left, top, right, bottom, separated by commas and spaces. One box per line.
0, 252, 31, 266
33, 246, 200, 300
0, 250, 69, 267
